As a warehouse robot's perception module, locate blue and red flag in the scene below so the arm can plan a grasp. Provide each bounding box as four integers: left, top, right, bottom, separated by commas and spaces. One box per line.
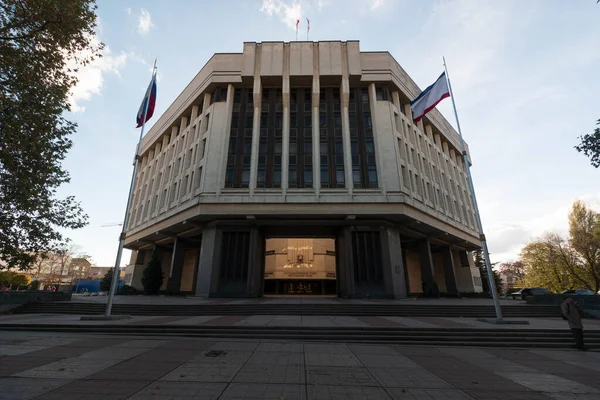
136, 73, 157, 128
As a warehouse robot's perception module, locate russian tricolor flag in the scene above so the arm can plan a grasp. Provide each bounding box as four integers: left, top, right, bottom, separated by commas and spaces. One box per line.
410, 72, 450, 123
136, 73, 157, 128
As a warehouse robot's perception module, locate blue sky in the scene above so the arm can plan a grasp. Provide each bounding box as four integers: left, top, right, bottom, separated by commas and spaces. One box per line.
61, 0, 600, 266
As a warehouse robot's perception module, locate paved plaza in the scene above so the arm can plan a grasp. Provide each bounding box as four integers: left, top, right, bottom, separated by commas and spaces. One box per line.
1, 332, 599, 400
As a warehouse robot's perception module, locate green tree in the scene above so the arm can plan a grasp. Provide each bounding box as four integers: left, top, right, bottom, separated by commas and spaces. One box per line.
99, 268, 113, 292
520, 201, 600, 292
12, 273, 31, 288
142, 252, 164, 295
0, 0, 103, 271
575, 120, 600, 168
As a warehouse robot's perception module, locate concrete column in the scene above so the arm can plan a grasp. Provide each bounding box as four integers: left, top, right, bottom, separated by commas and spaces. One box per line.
441, 246, 459, 296
312, 44, 321, 193
247, 228, 265, 297
195, 227, 218, 297
249, 71, 262, 193
336, 227, 354, 298
381, 227, 407, 298
281, 44, 290, 192
340, 49, 353, 192
166, 238, 186, 293
418, 239, 439, 297
368, 83, 386, 194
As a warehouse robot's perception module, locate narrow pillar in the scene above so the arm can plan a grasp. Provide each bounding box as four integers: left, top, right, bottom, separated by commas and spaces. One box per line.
281, 44, 290, 192
441, 246, 459, 296
195, 227, 218, 297
166, 238, 186, 294
381, 227, 407, 298
418, 239, 439, 297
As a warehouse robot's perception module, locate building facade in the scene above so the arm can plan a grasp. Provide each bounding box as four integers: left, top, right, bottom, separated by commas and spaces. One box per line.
123, 41, 483, 298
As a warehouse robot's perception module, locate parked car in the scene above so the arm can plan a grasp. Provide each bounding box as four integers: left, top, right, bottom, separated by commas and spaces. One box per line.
518, 287, 552, 300
509, 290, 523, 300
561, 289, 596, 296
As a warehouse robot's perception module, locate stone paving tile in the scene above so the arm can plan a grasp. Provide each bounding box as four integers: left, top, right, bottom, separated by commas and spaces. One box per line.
385, 388, 476, 399
207, 341, 259, 351
256, 342, 303, 352
157, 339, 215, 350
368, 367, 453, 389
355, 353, 420, 368
441, 348, 535, 374
301, 316, 337, 327
36, 379, 152, 400
127, 382, 227, 399
187, 350, 253, 365
0, 345, 49, 356
166, 316, 220, 325
305, 344, 352, 355
382, 316, 440, 328
356, 316, 406, 327
219, 383, 306, 399
308, 385, 391, 399
21, 337, 81, 347
234, 315, 273, 326
86, 360, 182, 381
305, 352, 362, 367
203, 315, 247, 325
306, 366, 379, 387
160, 364, 241, 382
495, 372, 600, 394
531, 350, 600, 373
247, 351, 304, 365
543, 394, 600, 400
134, 348, 208, 363
464, 390, 552, 399
348, 344, 397, 355
113, 339, 167, 348
392, 346, 446, 357
234, 363, 305, 384
330, 316, 370, 327
14, 345, 150, 380
267, 315, 303, 326
0, 377, 73, 400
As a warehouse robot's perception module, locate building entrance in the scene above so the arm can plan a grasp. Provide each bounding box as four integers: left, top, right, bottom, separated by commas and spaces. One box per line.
263, 238, 337, 295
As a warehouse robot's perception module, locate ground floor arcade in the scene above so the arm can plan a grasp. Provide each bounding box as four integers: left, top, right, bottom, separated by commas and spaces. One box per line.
124, 222, 483, 298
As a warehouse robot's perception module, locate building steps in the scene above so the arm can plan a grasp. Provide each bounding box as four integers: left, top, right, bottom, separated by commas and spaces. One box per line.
0, 324, 598, 349
13, 302, 561, 317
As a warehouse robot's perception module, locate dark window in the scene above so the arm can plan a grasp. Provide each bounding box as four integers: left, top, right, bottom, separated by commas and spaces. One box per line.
257, 88, 283, 188
349, 88, 378, 188
288, 88, 312, 188
225, 88, 253, 188
212, 87, 227, 103
319, 88, 345, 188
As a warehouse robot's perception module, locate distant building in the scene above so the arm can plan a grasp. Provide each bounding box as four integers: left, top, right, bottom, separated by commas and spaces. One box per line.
89, 266, 125, 280
123, 41, 483, 298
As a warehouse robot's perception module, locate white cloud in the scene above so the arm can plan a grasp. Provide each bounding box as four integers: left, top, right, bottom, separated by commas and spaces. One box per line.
260, 0, 302, 30
370, 0, 385, 10
126, 7, 132, 15
137, 8, 153, 35
67, 35, 128, 112
486, 194, 600, 264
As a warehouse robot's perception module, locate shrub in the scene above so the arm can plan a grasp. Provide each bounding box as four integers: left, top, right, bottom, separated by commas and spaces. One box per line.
142, 252, 163, 295
117, 284, 137, 295
99, 268, 113, 292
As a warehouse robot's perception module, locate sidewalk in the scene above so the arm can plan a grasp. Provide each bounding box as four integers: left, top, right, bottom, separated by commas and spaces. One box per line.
1, 331, 599, 399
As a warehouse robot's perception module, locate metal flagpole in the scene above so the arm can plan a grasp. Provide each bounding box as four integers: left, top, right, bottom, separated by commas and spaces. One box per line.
105, 60, 157, 317
443, 56, 503, 321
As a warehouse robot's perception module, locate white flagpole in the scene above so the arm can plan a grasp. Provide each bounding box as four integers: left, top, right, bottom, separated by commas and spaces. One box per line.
443, 56, 503, 322
105, 59, 157, 317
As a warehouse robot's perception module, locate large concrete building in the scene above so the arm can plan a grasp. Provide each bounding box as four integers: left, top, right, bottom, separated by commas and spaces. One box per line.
123, 41, 483, 298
